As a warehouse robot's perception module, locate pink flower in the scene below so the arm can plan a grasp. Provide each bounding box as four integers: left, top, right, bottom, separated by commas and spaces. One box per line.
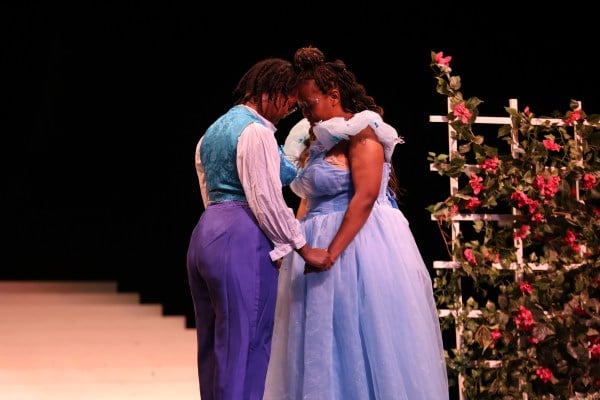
434, 52, 452, 73
534, 175, 545, 190
465, 197, 481, 211
523, 197, 542, 213
563, 109, 583, 125
531, 213, 544, 223
563, 229, 581, 252
524, 106, 531, 116
542, 139, 562, 152
583, 173, 597, 190
464, 249, 477, 265
534, 175, 561, 199
514, 225, 530, 240
591, 344, 600, 360
488, 327, 502, 349
511, 190, 530, 208
469, 174, 484, 195
519, 282, 533, 295
526, 199, 539, 214
453, 102, 472, 124
449, 205, 459, 217
536, 366, 554, 383
515, 305, 535, 332
479, 156, 499, 174
490, 328, 502, 341
546, 176, 561, 198
564, 229, 577, 244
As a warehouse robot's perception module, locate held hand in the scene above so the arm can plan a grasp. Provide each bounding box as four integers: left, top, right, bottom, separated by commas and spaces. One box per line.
298, 246, 334, 275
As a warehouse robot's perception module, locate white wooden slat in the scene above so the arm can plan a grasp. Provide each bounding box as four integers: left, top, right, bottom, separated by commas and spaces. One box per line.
429, 213, 514, 223
433, 260, 551, 271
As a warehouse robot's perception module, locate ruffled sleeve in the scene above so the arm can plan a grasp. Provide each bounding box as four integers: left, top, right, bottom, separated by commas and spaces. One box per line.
282, 118, 310, 168
312, 110, 404, 162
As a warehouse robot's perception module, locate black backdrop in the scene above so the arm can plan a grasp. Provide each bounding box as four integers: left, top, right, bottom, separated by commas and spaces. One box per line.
5, 3, 598, 326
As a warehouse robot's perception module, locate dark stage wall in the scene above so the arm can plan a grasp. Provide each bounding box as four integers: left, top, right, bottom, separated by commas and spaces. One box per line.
5, 3, 598, 322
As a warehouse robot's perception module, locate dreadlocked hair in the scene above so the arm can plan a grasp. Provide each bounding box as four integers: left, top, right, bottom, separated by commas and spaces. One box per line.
293, 46, 402, 201
233, 58, 298, 116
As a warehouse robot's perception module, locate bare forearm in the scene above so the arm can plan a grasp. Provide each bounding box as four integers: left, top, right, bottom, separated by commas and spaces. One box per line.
296, 198, 307, 220
327, 196, 375, 261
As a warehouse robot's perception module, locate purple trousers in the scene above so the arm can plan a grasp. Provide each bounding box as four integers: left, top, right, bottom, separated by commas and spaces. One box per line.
186, 201, 278, 400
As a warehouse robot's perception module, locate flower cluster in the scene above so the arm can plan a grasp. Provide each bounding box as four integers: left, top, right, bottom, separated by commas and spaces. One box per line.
428, 50, 600, 399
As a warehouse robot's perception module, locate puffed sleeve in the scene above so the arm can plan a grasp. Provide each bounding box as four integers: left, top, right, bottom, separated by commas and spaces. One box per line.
312, 110, 404, 162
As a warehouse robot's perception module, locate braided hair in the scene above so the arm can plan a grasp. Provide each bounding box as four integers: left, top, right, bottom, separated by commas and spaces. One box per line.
293, 46, 383, 116
293, 46, 401, 201
233, 58, 298, 116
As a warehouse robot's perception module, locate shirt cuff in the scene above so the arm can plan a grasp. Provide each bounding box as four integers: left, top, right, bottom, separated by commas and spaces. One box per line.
269, 237, 307, 261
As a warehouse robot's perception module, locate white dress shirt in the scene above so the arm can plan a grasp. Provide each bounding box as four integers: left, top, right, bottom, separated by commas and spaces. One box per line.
195, 105, 306, 261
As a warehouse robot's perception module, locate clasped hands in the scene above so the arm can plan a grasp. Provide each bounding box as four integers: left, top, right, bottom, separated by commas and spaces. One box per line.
300, 246, 334, 275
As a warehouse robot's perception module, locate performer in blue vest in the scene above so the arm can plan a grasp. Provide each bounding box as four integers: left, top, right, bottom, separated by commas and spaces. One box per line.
186, 57, 333, 400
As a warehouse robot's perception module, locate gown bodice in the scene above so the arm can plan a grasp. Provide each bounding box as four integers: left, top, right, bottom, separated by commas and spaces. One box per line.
291, 142, 394, 217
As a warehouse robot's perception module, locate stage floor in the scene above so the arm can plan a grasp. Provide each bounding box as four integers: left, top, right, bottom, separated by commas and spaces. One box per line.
0, 280, 199, 400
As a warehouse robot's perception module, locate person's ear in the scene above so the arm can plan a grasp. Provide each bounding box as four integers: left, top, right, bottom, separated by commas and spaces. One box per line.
329, 89, 340, 106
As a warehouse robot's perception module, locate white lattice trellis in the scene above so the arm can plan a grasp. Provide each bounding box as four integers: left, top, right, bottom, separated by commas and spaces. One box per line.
429, 98, 584, 400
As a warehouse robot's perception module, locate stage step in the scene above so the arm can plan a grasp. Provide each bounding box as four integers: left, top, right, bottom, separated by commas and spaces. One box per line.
0, 280, 200, 400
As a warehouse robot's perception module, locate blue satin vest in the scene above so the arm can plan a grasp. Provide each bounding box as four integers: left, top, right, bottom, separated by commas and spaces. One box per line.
200, 106, 297, 203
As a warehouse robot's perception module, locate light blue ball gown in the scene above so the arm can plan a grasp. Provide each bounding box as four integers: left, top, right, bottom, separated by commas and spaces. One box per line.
264, 112, 449, 400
